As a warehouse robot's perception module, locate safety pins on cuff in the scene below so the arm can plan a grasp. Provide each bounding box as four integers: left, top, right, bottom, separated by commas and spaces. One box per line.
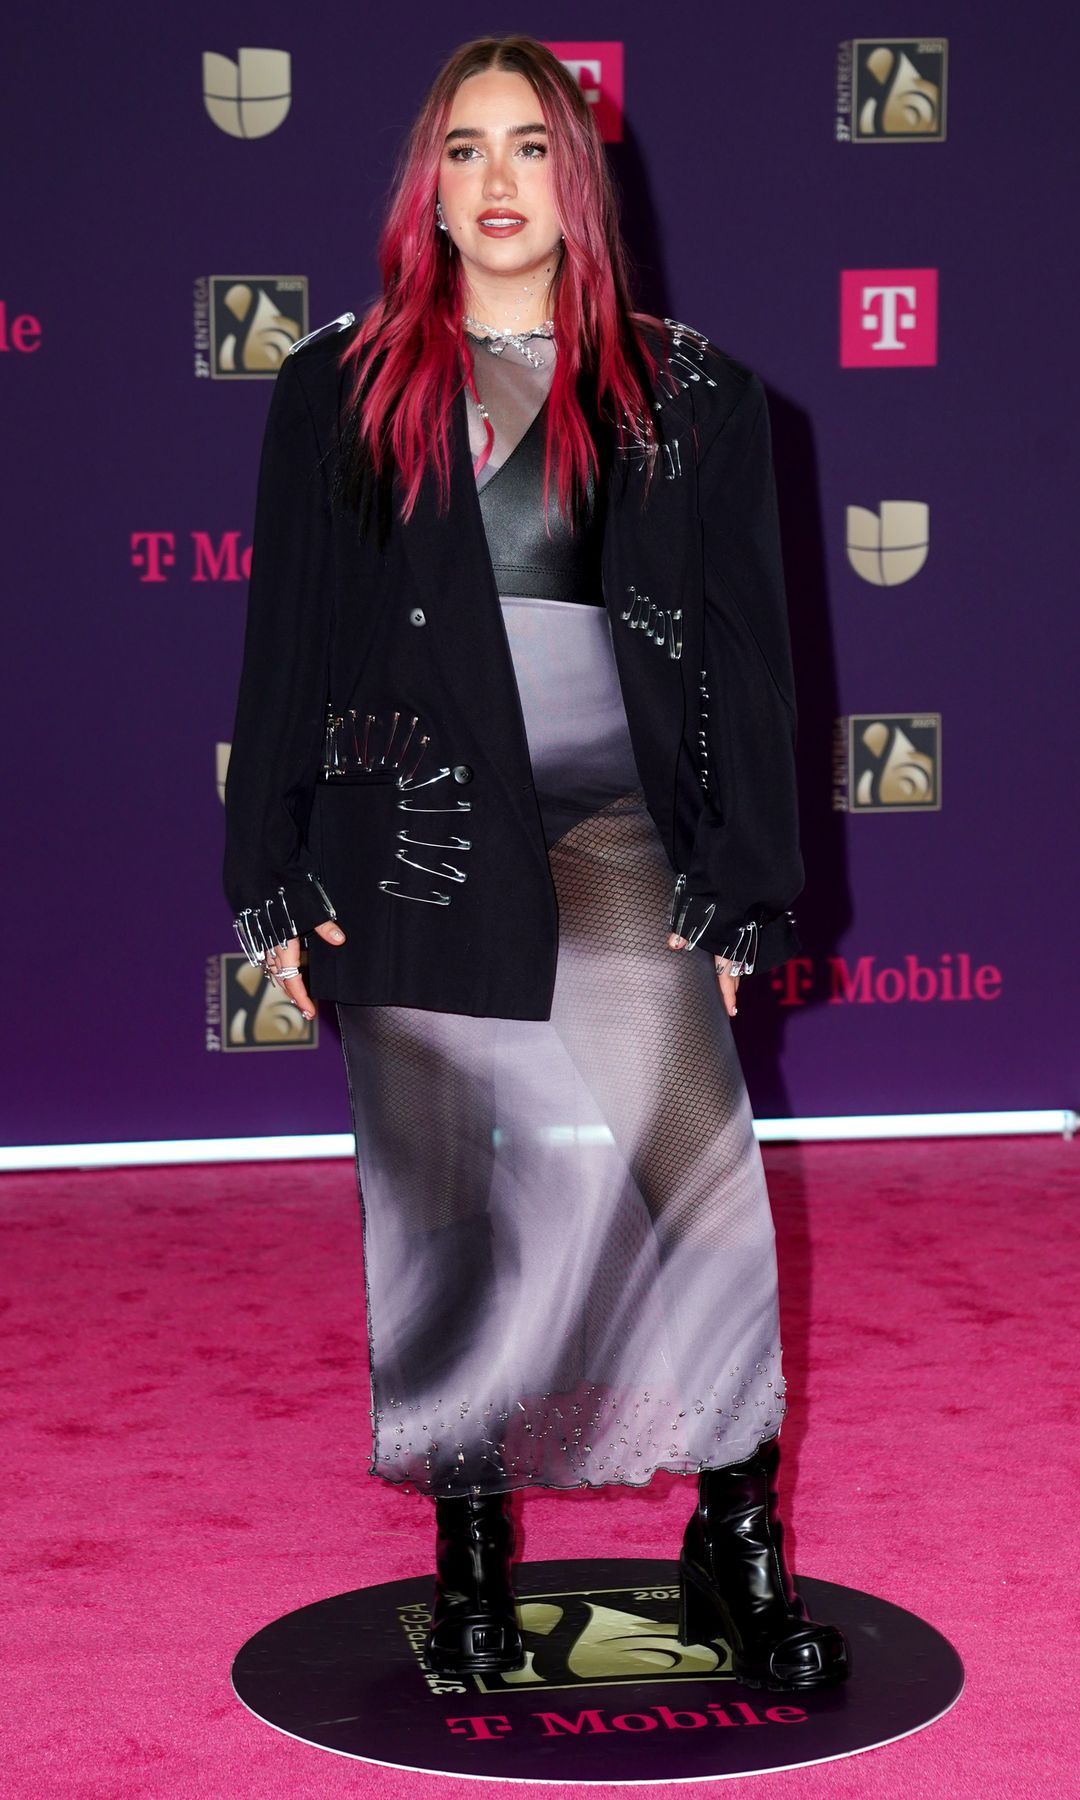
668, 873, 715, 951
233, 886, 296, 967
232, 875, 336, 967
719, 919, 759, 977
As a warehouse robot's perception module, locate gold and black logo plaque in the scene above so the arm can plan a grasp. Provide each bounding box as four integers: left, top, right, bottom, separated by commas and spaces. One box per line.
465, 1581, 730, 1696
837, 714, 942, 812
208, 276, 307, 377
218, 952, 318, 1051
843, 39, 947, 143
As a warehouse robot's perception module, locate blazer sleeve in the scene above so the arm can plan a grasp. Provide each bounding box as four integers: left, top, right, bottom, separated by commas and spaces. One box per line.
222, 353, 338, 961
676, 371, 804, 975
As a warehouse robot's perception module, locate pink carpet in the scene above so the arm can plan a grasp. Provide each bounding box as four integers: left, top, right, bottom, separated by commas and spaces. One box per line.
2, 1137, 1077, 1798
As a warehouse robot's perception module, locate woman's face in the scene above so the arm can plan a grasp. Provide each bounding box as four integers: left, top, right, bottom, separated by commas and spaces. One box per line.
438, 69, 563, 296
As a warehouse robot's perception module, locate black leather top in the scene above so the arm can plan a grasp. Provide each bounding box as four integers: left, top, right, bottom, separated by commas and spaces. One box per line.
477, 396, 605, 605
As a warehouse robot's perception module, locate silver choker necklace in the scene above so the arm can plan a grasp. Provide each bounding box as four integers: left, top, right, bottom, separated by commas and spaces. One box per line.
463, 315, 555, 370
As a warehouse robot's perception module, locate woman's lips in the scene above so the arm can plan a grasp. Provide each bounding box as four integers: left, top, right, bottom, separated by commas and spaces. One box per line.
477, 216, 527, 237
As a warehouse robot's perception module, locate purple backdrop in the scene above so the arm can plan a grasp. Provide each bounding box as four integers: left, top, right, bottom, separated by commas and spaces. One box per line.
6, 5, 1076, 1147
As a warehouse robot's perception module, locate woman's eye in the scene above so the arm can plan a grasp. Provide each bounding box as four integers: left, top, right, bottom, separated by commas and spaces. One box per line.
447, 145, 478, 162
519, 140, 547, 158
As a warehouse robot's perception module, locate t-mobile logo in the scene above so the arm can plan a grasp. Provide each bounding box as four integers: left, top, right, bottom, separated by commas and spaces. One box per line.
544, 42, 624, 141
840, 268, 938, 366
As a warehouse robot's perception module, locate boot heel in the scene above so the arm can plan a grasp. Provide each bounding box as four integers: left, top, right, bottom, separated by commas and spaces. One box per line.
677, 1559, 725, 1646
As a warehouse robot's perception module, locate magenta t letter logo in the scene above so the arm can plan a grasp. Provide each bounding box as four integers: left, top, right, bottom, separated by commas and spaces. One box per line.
840, 268, 938, 366
543, 42, 624, 141
130, 532, 176, 582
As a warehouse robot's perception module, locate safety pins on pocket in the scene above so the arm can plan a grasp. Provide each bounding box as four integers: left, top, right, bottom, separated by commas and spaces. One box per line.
396, 765, 472, 813
378, 881, 451, 906
393, 849, 467, 883
396, 830, 472, 851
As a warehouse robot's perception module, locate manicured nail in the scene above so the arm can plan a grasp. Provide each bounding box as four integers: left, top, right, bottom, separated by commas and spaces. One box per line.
329, 928, 344, 942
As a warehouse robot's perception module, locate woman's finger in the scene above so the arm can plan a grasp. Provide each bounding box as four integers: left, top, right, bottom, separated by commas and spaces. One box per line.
259, 938, 315, 1022
313, 920, 347, 945
715, 962, 741, 1017
279, 971, 315, 1022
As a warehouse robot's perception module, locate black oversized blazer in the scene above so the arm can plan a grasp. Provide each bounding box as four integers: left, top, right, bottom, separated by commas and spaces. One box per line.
223, 313, 804, 1019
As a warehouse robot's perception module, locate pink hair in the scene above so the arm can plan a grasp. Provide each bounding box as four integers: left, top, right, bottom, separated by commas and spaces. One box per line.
340, 34, 670, 527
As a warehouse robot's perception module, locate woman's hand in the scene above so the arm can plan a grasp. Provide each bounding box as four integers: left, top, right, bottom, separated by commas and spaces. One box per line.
263, 921, 347, 1020
667, 931, 740, 1017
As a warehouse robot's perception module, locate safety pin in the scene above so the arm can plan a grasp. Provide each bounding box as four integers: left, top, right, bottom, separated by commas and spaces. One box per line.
397, 829, 471, 850
400, 735, 431, 781
396, 797, 472, 813
684, 901, 716, 950
394, 848, 466, 883
396, 715, 420, 767
266, 886, 298, 943
378, 880, 451, 906
381, 711, 401, 766
397, 764, 452, 792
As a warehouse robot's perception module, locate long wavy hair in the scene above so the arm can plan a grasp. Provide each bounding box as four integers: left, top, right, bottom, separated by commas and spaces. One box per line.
339, 34, 670, 531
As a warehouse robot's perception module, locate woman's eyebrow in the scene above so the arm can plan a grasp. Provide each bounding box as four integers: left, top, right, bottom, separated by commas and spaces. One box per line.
444, 122, 548, 142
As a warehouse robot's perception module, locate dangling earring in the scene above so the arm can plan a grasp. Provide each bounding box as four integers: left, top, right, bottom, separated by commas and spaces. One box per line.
435, 199, 449, 233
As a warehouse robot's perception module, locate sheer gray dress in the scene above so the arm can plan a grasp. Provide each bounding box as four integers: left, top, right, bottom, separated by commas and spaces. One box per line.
336, 330, 787, 1498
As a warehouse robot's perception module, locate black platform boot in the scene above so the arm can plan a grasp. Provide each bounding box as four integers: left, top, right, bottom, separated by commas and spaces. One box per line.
677, 1435, 850, 1690
425, 1492, 526, 1675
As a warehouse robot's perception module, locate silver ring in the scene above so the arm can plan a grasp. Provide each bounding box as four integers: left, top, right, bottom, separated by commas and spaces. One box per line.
276, 967, 301, 980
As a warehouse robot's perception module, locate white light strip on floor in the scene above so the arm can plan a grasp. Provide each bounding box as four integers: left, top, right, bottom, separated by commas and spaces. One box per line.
753, 1109, 1077, 1143
0, 1110, 1075, 1171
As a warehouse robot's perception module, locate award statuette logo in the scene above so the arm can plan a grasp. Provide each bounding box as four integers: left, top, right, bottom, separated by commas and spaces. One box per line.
203, 48, 292, 139
849, 40, 947, 143
208, 278, 308, 377
846, 503, 929, 587
232, 1557, 964, 1780
835, 714, 942, 812
216, 954, 318, 1052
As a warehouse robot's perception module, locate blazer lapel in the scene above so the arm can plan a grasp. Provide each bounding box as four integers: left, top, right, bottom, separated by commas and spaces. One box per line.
397, 381, 501, 625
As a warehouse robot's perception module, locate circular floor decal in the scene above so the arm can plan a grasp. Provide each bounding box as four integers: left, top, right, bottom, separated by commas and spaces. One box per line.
232, 1558, 963, 1782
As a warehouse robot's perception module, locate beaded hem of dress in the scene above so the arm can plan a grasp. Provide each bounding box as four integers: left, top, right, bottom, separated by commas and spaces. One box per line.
369, 1371, 788, 1500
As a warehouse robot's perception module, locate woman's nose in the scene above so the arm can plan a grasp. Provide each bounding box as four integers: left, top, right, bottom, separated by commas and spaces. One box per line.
483, 155, 516, 199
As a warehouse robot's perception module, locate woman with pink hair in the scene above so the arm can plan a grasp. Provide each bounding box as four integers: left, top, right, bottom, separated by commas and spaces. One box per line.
225, 33, 848, 1693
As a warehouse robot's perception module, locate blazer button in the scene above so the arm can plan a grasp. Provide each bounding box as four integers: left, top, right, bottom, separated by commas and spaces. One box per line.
452, 764, 473, 784
409, 607, 426, 626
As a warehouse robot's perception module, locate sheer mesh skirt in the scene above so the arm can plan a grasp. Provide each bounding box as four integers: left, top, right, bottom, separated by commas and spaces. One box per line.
338, 597, 786, 1496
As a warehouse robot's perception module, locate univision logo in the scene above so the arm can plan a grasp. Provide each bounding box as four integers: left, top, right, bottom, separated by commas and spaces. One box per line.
203, 48, 291, 138
846, 502, 928, 585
